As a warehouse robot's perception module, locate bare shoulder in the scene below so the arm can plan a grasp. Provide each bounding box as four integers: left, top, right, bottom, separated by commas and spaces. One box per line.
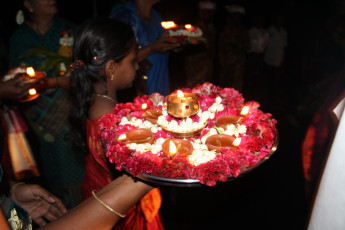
88, 98, 115, 120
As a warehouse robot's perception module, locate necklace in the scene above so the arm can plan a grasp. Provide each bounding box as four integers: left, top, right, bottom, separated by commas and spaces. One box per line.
95, 94, 117, 104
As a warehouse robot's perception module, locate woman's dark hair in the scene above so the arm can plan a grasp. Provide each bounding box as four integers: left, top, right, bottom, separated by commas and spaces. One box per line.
68, 17, 136, 155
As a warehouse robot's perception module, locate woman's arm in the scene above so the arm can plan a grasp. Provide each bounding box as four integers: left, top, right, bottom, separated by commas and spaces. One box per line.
39, 174, 152, 230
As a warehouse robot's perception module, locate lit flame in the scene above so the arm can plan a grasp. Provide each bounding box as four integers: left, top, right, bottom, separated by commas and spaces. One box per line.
232, 137, 241, 147
177, 90, 184, 98
240, 106, 249, 116
28, 88, 36, 95
26, 67, 35, 77
169, 141, 177, 155
161, 21, 177, 29
185, 24, 192, 30
118, 134, 126, 141
142, 103, 147, 110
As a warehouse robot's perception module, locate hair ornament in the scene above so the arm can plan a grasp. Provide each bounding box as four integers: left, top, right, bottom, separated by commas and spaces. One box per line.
70, 60, 84, 70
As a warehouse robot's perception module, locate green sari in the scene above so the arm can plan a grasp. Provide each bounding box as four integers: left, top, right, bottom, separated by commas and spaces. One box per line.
9, 17, 85, 209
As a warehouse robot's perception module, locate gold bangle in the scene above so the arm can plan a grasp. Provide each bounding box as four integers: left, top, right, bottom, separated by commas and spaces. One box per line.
10, 182, 25, 196
92, 190, 126, 218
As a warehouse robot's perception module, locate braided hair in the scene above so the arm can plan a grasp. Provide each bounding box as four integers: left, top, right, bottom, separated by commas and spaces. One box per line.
68, 17, 135, 155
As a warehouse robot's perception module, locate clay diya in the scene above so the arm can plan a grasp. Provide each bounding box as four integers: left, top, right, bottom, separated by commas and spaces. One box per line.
20, 88, 40, 102
144, 109, 162, 124
125, 128, 154, 144
167, 91, 199, 118
20, 67, 45, 84
162, 139, 193, 157
215, 116, 243, 129
205, 134, 240, 151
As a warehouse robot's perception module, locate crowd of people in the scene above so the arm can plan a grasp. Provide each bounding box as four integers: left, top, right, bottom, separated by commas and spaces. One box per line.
0, 0, 345, 229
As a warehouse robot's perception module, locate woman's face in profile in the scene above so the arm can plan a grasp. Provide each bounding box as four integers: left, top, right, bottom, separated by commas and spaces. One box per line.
25, 0, 58, 17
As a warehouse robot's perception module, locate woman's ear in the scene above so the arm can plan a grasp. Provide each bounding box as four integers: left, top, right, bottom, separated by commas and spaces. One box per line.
105, 60, 118, 81
23, 0, 33, 12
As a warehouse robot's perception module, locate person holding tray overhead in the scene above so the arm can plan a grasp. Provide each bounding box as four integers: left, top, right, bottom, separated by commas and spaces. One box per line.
68, 17, 164, 229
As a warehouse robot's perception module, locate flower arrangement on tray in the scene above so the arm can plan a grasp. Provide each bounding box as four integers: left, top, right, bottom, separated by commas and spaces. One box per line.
100, 82, 278, 186
161, 21, 207, 45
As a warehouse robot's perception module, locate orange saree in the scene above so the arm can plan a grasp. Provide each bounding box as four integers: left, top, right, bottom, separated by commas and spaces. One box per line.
82, 113, 164, 229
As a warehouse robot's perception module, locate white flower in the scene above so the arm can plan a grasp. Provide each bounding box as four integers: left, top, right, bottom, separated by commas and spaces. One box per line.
134, 119, 143, 126
192, 142, 201, 150
217, 104, 224, 111
192, 122, 199, 130
60, 62, 67, 72
201, 135, 207, 144
209, 104, 217, 113
201, 111, 210, 119
128, 143, 137, 150
59, 35, 74, 46
209, 128, 218, 136
156, 138, 166, 145
188, 149, 216, 166
16, 10, 24, 25
150, 126, 158, 133
216, 96, 222, 104
238, 124, 247, 134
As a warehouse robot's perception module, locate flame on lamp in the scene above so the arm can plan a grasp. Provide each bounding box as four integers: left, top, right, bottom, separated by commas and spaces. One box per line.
142, 103, 147, 110
185, 24, 192, 30
118, 134, 126, 141
169, 141, 177, 155
177, 90, 184, 98
28, 88, 36, 95
232, 137, 241, 147
161, 21, 177, 29
240, 106, 249, 116
26, 67, 35, 77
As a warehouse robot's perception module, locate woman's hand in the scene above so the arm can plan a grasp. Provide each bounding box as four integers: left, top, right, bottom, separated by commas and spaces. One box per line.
10, 183, 67, 227
137, 37, 181, 62
149, 37, 181, 53
0, 78, 32, 101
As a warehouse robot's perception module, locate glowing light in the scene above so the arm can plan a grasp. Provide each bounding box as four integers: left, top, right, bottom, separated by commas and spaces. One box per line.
118, 134, 126, 141
169, 141, 177, 155
185, 24, 192, 30
177, 90, 184, 98
142, 103, 147, 110
28, 88, 36, 95
232, 137, 241, 147
26, 67, 35, 77
240, 106, 249, 116
161, 21, 177, 29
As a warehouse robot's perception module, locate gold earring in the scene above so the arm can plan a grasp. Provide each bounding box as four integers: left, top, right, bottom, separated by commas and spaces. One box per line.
110, 74, 114, 80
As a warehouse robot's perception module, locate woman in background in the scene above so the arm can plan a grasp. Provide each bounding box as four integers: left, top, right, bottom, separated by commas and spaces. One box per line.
8, 0, 85, 209
110, 0, 179, 97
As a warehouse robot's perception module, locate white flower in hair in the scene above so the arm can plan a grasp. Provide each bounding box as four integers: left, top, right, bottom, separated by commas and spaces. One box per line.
59, 35, 74, 47
16, 10, 24, 25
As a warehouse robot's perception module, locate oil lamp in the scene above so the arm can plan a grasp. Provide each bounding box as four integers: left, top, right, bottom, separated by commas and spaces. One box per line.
205, 134, 241, 151
162, 139, 193, 157
167, 90, 199, 118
